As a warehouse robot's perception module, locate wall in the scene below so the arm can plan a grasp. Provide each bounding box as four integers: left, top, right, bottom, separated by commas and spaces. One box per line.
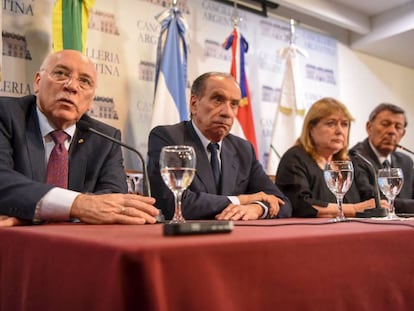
2, 0, 413, 171
337, 44, 414, 151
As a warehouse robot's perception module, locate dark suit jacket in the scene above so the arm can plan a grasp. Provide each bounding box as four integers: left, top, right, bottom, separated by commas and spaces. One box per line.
147, 121, 292, 220
0, 95, 127, 220
276, 145, 374, 217
350, 138, 414, 213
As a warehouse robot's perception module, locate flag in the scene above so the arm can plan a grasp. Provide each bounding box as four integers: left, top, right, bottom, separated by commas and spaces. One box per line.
150, 8, 188, 129
223, 28, 258, 156
266, 45, 308, 174
52, 0, 95, 52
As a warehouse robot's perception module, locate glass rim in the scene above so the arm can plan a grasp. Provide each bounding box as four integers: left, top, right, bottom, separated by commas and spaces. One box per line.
161, 145, 195, 150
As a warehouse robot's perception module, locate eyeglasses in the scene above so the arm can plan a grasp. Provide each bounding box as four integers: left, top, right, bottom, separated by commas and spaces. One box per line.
43, 69, 95, 91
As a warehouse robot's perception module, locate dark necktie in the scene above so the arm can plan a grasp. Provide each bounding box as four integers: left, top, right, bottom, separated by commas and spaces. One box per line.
382, 159, 391, 168
46, 130, 69, 188
207, 143, 221, 191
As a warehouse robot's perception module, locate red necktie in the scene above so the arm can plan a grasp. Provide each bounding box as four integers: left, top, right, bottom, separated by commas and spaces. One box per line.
46, 130, 69, 188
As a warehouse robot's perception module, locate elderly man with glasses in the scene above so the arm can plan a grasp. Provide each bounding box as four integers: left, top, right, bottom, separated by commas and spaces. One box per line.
0, 49, 159, 226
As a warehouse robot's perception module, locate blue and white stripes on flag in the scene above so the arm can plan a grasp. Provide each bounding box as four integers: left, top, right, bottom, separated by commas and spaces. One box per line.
151, 8, 188, 129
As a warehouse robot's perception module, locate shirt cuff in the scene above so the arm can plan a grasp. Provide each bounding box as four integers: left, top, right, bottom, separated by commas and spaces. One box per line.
34, 188, 80, 222
228, 196, 240, 205
251, 201, 269, 219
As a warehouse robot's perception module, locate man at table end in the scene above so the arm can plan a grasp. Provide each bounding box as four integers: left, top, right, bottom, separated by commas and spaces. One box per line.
0, 49, 159, 226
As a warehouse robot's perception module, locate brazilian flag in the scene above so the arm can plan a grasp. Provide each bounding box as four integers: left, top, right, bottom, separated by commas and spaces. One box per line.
52, 0, 95, 52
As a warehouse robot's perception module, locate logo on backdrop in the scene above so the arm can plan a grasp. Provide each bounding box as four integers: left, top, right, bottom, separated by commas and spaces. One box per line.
137, 19, 161, 46
0, 81, 32, 95
262, 85, 281, 103
85, 48, 120, 77
2, 32, 32, 60
260, 20, 290, 41
306, 64, 336, 85
89, 96, 119, 120
3, 0, 34, 16
302, 30, 337, 56
89, 9, 120, 35
201, 1, 249, 31
204, 40, 230, 61
143, 0, 190, 13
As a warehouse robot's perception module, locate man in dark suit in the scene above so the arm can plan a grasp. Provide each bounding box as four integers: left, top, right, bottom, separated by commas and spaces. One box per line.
0, 49, 159, 226
148, 72, 292, 220
350, 103, 414, 213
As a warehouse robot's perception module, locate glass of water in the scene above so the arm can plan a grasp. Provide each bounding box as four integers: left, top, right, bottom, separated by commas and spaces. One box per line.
378, 168, 404, 220
160, 145, 196, 224
324, 161, 354, 222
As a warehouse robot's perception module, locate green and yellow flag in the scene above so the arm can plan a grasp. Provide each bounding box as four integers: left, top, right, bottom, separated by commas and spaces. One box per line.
52, 0, 95, 52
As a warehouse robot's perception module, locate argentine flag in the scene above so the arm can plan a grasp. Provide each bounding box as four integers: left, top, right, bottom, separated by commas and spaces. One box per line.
151, 8, 188, 129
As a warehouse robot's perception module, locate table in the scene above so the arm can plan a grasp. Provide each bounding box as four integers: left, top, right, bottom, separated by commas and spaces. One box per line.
1, 218, 414, 311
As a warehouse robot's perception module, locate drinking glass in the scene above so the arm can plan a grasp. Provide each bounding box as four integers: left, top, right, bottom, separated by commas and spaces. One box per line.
377, 168, 404, 220
324, 161, 354, 222
160, 145, 196, 224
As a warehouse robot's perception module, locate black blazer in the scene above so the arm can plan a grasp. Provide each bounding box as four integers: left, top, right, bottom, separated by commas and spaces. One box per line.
276, 145, 374, 217
0, 95, 127, 220
147, 121, 292, 220
350, 138, 414, 213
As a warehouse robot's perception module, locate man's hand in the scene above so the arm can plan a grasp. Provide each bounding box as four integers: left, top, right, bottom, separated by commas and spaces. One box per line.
238, 192, 285, 218
215, 203, 263, 221
70, 193, 160, 224
0, 215, 28, 227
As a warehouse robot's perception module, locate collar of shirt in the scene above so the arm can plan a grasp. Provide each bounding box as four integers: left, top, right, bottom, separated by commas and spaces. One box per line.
368, 139, 391, 166
191, 120, 222, 158
36, 106, 76, 143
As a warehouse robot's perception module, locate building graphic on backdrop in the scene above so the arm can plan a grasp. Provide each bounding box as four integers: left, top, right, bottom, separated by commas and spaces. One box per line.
89, 96, 119, 120
262, 85, 281, 103
306, 64, 336, 85
138, 61, 156, 82
2, 31, 32, 60
204, 39, 231, 61
260, 20, 290, 41
89, 9, 120, 35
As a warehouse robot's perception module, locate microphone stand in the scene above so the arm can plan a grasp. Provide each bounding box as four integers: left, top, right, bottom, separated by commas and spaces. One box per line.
77, 121, 165, 222
397, 144, 414, 156
349, 150, 388, 218
87, 127, 151, 197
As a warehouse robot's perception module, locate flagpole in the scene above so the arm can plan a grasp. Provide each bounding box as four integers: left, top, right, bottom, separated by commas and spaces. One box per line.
289, 19, 296, 46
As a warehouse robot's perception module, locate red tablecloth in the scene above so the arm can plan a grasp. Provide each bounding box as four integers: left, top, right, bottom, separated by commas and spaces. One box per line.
1, 218, 414, 311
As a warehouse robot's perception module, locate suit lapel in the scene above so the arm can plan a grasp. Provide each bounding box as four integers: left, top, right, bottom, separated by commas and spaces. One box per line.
68, 127, 89, 190
220, 139, 239, 194
364, 139, 382, 169
25, 104, 46, 182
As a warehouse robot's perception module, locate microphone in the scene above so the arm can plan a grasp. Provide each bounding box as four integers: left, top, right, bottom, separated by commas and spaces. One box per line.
349, 150, 388, 218
77, 120, 165, 222
77, 120, 151, 197
397, 144, 414, 156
